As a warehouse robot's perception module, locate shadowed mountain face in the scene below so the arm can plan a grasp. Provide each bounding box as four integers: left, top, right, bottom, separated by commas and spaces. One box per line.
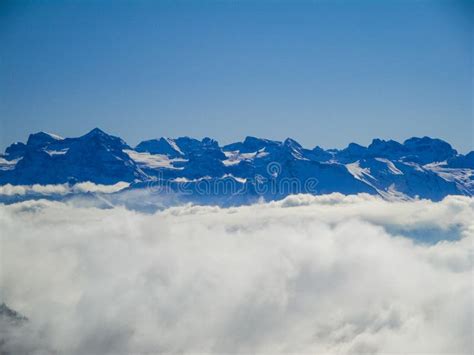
0, 303, 30, 355
1, 129, 147, 185
0, 128, 472, 202
0, 303, 28, 323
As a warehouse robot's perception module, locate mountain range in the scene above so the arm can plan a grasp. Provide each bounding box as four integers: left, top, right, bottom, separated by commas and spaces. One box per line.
1, 128, 473, 203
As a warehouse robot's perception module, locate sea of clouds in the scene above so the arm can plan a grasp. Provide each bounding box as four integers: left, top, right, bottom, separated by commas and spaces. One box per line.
1, 193, 473, 354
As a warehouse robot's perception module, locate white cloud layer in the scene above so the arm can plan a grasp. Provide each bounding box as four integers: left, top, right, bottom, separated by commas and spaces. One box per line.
0, 194, 473, 354
0, 181, 130, 196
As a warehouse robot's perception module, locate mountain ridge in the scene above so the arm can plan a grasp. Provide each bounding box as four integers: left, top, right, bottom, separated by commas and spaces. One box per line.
1, 128, 472, 202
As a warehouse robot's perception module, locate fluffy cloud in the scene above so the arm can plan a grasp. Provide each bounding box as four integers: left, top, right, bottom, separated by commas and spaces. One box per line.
0, 194, 473, 354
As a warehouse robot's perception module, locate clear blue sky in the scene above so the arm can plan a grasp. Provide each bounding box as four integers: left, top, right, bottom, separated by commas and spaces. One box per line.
1, 0, 472, 152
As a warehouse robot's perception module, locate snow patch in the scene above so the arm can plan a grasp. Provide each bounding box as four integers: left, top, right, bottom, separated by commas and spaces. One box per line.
221, 174, 247, 183
164, 138, 184, 156
223, 149, 269, 166
124, 150, 187, 169
44, 148, 69, 156
0, 157, 22, 171
346, 161, 373, 181
425, 163, 474, 193
171, 176, 212, 183
375, 158, 403, 175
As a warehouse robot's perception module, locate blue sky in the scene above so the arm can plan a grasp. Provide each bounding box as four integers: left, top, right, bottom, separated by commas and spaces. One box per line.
1, 0, 472, 152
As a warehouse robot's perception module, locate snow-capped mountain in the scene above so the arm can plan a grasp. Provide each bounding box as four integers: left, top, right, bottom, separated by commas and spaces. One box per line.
1, 128, 472, 202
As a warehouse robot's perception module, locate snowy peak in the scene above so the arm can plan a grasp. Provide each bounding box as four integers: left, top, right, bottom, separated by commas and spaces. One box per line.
82, 127, 106, 137
172, 137, 205, 156
311, 146, 333, 161
136, 138, 184, 158
135, 136, 223, 159
402, 136, 457, 164
4, 142, 27, 160
283, 138, 302, 150
78, 128, 129, 149
447, 151, 474, 169
26, 131, 63, 148
367, 139, 406, 158
336, 137, 458, 165
1, 128, 145, 185
281, 138, 308, 160
336, 143, 368, 163
223, 136, 279, 153
201, 137, 219, 148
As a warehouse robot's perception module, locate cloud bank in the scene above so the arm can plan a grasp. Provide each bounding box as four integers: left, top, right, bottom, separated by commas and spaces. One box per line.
0, 181, 130, 196
0, 194, 473, 354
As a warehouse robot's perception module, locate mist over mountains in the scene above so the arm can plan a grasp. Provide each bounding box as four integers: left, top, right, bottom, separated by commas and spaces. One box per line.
1, 128, 472, 203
